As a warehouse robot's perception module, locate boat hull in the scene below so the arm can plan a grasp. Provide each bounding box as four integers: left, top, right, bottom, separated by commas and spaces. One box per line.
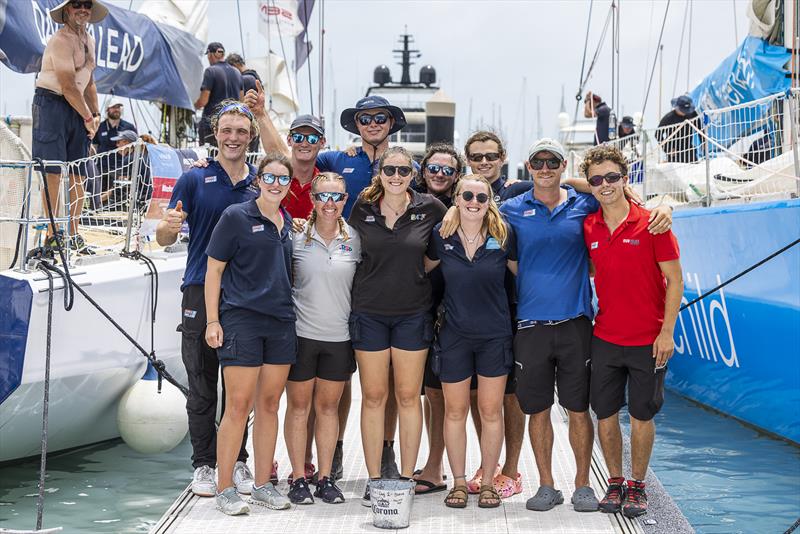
0, 252, 188, 463
668, 199, 800, 444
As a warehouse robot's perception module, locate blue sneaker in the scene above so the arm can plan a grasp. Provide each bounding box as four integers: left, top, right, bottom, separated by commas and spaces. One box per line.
288, 477, 314, 505
314, 476, 345, 504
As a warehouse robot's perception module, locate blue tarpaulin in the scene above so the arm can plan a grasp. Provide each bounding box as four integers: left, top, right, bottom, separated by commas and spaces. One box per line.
0, 0, 204, 109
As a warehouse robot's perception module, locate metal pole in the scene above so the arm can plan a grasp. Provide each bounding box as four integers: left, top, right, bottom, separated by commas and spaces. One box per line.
641, 130, 648, 201
786, 94, 800, 197
16, 163, 34, 272
703, 116, 712, 207
124, 141, 143, 253
62, 163, 71, 266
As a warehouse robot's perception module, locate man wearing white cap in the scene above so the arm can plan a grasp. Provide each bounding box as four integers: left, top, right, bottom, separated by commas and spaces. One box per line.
33, 0, 108, 252
93, 99, 137, 155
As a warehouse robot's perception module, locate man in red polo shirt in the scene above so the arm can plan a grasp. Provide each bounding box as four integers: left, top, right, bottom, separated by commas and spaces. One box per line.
581, 146, 683, 519
282, 114, 325, 218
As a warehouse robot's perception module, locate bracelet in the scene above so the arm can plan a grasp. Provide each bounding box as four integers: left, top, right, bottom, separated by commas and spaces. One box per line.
206, 320, 219, 326
83, 115, 93, 123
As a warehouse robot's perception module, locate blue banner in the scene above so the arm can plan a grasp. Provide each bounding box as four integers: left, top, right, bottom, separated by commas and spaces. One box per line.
0, 0, 203, 109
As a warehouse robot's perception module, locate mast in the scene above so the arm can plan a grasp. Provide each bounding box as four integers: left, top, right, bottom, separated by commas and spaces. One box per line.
393, 29, 420, 86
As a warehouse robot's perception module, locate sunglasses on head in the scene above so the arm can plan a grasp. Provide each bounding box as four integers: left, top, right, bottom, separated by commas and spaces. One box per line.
357, 113, 389, 126
587, 172, 625, 187
291, 132, 321, 145
218, 102, 253, 120
425, 164, 456, 177
313, 191, 346, 203
70, 0, 93, 8
468, 152, 501, 163
529, 157, 563, 170
381, 165, 412, 177
260, 173, 291, 186
460, 191, 489, 204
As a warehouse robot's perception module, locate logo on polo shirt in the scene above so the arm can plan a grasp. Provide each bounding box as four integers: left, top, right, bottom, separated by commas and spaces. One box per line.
523, 209, 535, 217
340, 244, 353, 252
590, 241, 599, 249
486, 237, 500, 250
444, 244, 454, 251
343, 168, 355, 174
622, 238, 640, 246
183, 309, 197, 318
364, 215, 375, 222
410, 213, 426, 221
252, 224, 265, 233
205, 175, 217, 183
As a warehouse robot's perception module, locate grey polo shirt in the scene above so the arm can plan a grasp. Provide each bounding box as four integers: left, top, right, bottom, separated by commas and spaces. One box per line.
292, 222, 361, 342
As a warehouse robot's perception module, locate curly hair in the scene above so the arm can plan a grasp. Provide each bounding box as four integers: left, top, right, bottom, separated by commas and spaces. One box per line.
579, 145, 628, 178
417, 143, 463, 190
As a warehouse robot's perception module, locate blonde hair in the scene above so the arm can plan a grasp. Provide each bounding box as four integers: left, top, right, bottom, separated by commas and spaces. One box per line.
454, 175, 508, 248
306, 172, 350, 244
359, 146, 415, 204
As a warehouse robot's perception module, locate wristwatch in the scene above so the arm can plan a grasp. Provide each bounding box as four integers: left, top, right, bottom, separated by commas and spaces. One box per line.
92, 112, 100, 118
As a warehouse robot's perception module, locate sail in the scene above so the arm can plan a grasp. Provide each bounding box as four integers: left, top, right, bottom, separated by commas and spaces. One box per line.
138, 0, 208, 44
249, 53, 300, 131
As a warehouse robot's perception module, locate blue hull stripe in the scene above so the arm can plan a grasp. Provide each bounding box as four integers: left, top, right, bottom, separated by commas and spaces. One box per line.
0, 275, 32, 406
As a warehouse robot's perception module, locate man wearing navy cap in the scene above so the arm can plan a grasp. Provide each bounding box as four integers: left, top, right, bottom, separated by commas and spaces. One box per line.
195, 42, 244, 146
656, 95, 701, 163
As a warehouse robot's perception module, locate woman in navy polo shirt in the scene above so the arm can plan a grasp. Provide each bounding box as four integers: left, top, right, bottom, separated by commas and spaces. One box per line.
204, 152, 296, 515
348, 146, 448, 506
286, 172, 360, 505
424, 175, 518, 509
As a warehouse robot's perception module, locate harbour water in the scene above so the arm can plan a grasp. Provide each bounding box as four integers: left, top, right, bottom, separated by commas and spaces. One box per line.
0, 390, 798, 533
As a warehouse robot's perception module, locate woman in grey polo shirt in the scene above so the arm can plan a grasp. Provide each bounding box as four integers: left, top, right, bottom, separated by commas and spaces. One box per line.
287, 172, 361, 505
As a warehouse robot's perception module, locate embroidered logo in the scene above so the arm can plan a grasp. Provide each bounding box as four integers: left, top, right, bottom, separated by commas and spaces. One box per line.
486, 237, 500, 250
343, 167, 355, 174
591, 241, 599, 249
252, 224, 265, 233
204, 175, 217, 183
340, 244, 353, 252
622, 238, 640, 246
444, 244, 454, 251
523, 209, 535, 217
410, 213, 426, 221
183, 309, 197, 318
365, 215, 375, 222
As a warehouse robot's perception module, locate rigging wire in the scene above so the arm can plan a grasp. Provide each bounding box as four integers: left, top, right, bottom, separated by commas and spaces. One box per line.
687, 0, 693, 92
671, 0, 691, 99
641, 0, 672, 116
641, 0, 657, 103
235, 0, 246, 58
573, 0, 595, 123
574, 2, 614, 123
301, 0, 314, 116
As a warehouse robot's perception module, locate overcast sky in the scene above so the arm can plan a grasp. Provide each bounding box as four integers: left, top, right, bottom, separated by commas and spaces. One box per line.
0, 0, 753, 167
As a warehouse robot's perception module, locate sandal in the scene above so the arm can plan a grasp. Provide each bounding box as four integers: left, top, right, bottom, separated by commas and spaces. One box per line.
467, 464, 500, 494
493, 472, 523, 499
478, 485, 501, 508
444, 485, 468, 509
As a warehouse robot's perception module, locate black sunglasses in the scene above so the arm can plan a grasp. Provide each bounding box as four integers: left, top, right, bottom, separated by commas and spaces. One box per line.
529, 157, 563, 170
587, 172, 625, 187
357, 113, 389, 126
260, 173, 291, 186
71, 0, 93, 8
381, 165, 412, 177
425, 164, 456, 177
460, 191, 489, 204
313, 192, 346, 202
468, 152, 501, 163
291, 132, 321, 145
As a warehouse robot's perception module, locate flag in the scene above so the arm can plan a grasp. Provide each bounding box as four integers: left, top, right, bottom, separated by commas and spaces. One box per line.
258, 0, 303, 38
294, 0, 315, 72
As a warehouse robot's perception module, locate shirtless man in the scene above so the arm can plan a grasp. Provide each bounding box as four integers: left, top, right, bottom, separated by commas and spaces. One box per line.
33, 0, 107, 251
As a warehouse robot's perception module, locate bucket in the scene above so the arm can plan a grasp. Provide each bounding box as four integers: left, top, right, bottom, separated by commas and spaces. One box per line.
370, 479, 415, 529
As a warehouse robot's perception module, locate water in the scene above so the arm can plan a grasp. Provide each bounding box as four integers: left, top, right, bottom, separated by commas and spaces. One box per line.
1, 391, 798, 533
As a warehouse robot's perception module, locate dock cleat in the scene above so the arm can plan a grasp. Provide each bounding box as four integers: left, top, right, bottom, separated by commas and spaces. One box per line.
233, 461, 254, 495
216, 486, 250, 515
599, 477, 626, 514
250, 482, 291, 510
314, 476, 345, 504
191, 465, 216, 497
622, 480, 648, 518
288, 477, 315, 505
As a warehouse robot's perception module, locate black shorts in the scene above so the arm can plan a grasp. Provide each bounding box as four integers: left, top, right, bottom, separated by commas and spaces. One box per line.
288, 337, 356, 382
513, 316, 592, 415
590, 336, 666, 421
217, 308, 296, 367
433, 325, 513, 383
349, 311, 433, 352
32, 88, 90, 174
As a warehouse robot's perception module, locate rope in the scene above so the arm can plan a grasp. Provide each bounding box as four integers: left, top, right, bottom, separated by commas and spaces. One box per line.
641, 0, 671, 116
235, 0, 246, 58
785, 516, 800, 534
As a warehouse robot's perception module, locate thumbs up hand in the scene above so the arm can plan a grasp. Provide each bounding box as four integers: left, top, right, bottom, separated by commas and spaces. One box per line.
165, 200, 185, 233
244, 79, 266, 118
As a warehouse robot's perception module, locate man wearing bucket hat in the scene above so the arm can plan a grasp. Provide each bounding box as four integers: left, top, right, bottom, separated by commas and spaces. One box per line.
33, 0, 108, 253
656, 95, 701, 164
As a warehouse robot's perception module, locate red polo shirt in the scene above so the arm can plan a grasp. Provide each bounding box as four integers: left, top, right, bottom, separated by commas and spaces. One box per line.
281, 166, 320, 219
584, 201, 680, 346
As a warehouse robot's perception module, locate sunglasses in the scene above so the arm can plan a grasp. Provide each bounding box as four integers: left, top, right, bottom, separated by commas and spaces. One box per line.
218, 102, 253, 120
529, 157, 563, 170
313, 191, 346, 203
425, 164, 456, 177
260, 173, 291, 186
357, 113, 389, 126
291, 132, 321, 145
460, 191, 489, 204
381, 165, 412, 177
70, 1, 93, 8
587, 172, 625, 187
468, 152, 501, 163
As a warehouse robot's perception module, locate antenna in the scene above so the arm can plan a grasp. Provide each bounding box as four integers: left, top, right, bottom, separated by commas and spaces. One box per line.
392, 28, 421, 85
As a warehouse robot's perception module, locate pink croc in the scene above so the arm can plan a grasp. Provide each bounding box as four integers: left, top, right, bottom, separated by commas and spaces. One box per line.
493, 472, 523, 499
467, 464, 501, 495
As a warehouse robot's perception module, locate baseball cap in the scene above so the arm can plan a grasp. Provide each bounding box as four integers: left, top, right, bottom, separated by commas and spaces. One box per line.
206, 42, 224, 54
671, 95, 695, 114
106, 98, 124, 109
620, 115, 634, 127
527, 137, 566, 161
110, 130, 138, 143
290, 114, 325, 135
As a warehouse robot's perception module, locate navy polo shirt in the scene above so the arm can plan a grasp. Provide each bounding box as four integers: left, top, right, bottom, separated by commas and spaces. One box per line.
206, 201, 295, 321
93, 118, 137, 154
168, 160, 258, 290
427, 222, 516, 338
316, 148, 421, 218
491, 175, 532, 204
500, 186, 599, 321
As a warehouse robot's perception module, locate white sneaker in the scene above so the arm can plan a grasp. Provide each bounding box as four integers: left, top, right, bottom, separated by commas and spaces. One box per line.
216, 486, 250, 515
192, 465, 216, 497
233, 461, 255, 495
250, 482, 291, 510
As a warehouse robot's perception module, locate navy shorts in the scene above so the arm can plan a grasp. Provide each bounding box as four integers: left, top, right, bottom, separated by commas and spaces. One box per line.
217, 308, 297, 367
590, 336, 666, 421
349, 311, 433, 352
432, 325, 513, 383
32, 88, 90, 174
288, 337, 356, 382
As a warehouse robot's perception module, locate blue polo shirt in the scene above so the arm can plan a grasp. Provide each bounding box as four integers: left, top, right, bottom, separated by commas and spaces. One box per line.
500, 186, 599, 321
491, 175, 532, 204
316, 148, 421, 218
168, 160, 258, 290
427, 222, 517, 338
205, 201, 295, 321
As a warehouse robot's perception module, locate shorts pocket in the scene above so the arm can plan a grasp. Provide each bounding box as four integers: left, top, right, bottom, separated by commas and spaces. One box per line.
32, 104, 60, 143
348, 314, 361, 345
217, 335, 237, 362
648, 365, 667, 414
422, 315, 435, 344
431, 339, 442, 376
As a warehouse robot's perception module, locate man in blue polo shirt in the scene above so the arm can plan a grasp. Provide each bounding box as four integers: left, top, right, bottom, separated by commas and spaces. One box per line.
500, 138, 673, 514
156, 101, 259, 498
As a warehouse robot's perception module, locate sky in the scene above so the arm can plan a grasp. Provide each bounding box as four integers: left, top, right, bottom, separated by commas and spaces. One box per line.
0, 0, 754, 167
